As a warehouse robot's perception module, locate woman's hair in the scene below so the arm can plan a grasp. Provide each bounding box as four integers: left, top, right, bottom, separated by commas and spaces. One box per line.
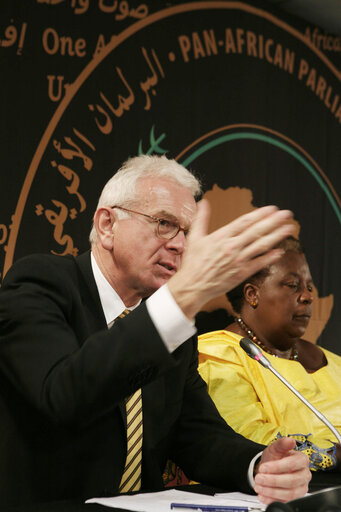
227, 236, 305, 314
89, 154, 202, 244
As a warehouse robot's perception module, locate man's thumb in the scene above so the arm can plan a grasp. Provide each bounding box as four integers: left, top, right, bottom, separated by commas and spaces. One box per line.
271, 437, 297, 455
188, 198, 211, 241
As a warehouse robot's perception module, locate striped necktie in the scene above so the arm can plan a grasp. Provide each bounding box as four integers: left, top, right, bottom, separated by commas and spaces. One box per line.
113, 308, 143, 493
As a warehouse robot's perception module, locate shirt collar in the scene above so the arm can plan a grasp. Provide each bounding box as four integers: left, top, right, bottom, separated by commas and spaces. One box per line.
91, 252, 140, 326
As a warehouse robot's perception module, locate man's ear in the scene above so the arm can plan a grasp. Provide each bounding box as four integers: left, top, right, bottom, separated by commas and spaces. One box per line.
93, 207, 115, 250
244, 283, 259, 309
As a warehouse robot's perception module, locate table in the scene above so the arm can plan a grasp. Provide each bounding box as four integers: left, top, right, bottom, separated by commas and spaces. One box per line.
3, 474, 340, 512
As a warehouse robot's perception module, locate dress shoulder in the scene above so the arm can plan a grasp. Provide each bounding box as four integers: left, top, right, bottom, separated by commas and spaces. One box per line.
198, 330, 245, 363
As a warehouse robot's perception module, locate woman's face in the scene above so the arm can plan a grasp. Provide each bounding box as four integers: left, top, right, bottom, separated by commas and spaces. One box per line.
249, 251, 314, 344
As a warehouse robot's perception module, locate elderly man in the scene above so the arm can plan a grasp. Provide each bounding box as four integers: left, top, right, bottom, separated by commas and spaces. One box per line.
0, 155, 310, 507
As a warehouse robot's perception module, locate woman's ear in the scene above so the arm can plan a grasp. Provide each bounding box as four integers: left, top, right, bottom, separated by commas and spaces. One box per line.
244, 283, 259, 309
93, 207, 115, 250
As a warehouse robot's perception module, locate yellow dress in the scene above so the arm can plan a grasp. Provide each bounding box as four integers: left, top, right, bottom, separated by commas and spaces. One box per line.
198, 330, 341, 470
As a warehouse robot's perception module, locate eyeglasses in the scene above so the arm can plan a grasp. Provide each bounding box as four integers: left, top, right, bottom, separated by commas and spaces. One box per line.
112, 205, 189, 240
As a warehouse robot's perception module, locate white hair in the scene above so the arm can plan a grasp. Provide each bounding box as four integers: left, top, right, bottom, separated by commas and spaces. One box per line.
89, 154, 201, 244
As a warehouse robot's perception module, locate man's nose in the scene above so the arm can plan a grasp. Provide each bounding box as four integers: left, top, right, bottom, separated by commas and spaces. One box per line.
164, 229, 187, 253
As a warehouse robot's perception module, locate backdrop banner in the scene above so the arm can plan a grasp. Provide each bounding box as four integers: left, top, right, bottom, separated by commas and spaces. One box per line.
1, 0, 340, 352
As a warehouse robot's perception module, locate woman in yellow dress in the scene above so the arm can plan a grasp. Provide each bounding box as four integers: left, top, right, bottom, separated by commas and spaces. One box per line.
198, 237, 341, 471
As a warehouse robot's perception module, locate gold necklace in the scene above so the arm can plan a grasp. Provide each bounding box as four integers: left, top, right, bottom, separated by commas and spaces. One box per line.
236, 317, 298, 361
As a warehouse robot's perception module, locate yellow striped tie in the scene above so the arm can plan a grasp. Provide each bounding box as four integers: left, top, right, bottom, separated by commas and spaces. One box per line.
118, 308, 130, 319
116, 308, 143, 493
119, 388, 143, 492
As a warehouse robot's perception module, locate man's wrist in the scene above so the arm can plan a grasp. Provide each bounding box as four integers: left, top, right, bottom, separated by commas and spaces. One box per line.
146, 284, 196, 352
167, 273, 205, 321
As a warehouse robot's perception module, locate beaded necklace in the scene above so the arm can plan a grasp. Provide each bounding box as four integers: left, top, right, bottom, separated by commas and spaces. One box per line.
236, 317, 299, 361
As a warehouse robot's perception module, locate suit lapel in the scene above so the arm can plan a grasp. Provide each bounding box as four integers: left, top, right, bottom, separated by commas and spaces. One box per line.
74, 251, 127, 423
74, 251, 107, 333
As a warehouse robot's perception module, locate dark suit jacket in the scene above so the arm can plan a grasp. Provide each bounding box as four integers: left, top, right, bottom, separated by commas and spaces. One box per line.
0, 251, 264, 506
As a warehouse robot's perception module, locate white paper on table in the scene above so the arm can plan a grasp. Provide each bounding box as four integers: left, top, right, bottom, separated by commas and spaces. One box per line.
86, 488, 265, 511
215, 491, 266, 504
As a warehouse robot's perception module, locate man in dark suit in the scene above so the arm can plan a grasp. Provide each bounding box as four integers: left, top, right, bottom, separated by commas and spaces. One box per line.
0, 155, 310, 507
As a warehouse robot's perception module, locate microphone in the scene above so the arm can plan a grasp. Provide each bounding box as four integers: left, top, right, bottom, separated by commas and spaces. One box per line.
239, 337, 341, 445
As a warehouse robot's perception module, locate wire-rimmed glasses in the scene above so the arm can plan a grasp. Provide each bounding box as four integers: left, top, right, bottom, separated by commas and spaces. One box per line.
111, 205, 188, 240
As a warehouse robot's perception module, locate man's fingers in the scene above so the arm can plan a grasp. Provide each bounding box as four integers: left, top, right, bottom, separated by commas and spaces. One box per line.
215, 205, 280, 238
255, 465, 311, 504
255, 473, 309, 490
254, 467, 311, 504
237, 221, 295, 261
255, 447, 311, 505
256, 482, 309, 505
233, 248, 284, 281
213, 205, 292, 240
259, 450, 309, 475
215, 208, 294, 250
